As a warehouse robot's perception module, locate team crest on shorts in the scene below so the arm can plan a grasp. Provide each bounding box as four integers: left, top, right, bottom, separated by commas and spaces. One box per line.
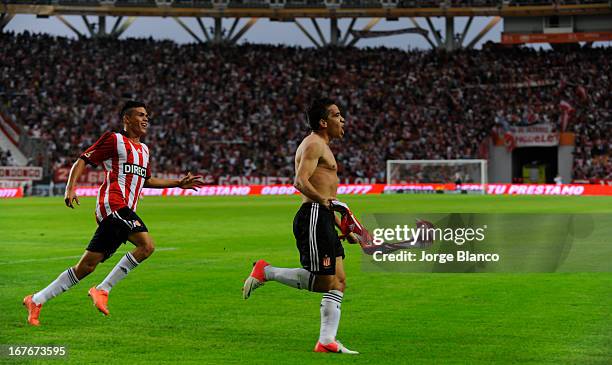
322, 255, 331, 268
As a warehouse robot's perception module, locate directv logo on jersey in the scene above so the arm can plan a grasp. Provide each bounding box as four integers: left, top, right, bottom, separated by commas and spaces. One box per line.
123, 163, 147, 178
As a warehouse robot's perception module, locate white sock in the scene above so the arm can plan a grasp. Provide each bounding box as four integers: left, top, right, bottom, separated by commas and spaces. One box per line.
96, 252, 139, 292
32, 267, 79, 305
319, 290, 343, 344
264, 266, 314, 291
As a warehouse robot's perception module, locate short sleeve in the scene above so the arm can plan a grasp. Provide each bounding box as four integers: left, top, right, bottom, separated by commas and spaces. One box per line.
80, 132, 115, 167
144, 145, 152, 180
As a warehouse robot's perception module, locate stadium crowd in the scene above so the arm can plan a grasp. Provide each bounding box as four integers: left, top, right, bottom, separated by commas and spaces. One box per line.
0, 31, 610, 181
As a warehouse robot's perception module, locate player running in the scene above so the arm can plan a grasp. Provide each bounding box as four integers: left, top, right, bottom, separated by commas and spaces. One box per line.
23, 101, 204, 326
243, 98, 358, 354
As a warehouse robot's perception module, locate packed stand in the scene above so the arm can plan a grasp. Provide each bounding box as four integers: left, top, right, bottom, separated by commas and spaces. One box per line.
0, 31, 610, 182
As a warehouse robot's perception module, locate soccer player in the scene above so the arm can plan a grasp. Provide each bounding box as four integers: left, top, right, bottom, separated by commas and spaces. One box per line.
23, 101, 204, 326
243, 98, 358, 354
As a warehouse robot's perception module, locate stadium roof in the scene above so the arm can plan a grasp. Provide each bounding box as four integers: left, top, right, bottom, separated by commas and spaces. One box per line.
4, 1, 611, 18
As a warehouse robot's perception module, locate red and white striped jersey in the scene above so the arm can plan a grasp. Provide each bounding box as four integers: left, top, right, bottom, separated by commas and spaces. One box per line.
80, 132, 151, 223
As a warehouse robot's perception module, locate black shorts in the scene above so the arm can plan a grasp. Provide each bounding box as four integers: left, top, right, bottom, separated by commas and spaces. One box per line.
87, 207, 148, 262
293, 202, 345, 275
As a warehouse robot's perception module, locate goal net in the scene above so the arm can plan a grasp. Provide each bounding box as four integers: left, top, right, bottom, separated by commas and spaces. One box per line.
386, 159, 488, 194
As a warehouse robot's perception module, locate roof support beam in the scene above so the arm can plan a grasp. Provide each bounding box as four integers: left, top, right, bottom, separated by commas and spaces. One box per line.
110, 16, 123, 35
56, 15, 84, 38
444, 16, 454, 50
347, 17, 380, 47
330, 17, 339, 45
98, 15, 106, 36
458, 15, 473, 47
81, 16, 95, 36
294, 19, 322, 48
174, 17, 204, 43
409, 17, 436, 49
214, 17, 222, 43
227, 18, 240, 40
111, 16, 135, 37
196, 17, 212, 42
466, 16, 500, 49
0, 13, 14, 31
229, 17, 257, 44
340, 17, 357, 46
425, 17, 442, 47
311, 19, 326, 46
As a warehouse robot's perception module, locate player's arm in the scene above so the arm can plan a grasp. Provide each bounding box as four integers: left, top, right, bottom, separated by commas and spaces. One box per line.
66, 131, 115, 208
144, 172, 205, 190
294, 141, 331, 208
64, 158, 87, 209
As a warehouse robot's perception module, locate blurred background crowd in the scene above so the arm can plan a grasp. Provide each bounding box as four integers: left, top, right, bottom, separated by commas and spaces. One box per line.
0, 31, 610, 181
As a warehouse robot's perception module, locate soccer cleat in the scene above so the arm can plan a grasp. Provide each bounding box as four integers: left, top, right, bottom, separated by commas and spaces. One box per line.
242, 259, 269, 299
23, 295, 42, 326
88, 287, 110, 316
314, 340, 359, 354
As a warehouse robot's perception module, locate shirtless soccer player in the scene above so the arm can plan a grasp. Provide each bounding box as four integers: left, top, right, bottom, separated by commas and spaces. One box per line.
23, 101, 204, 326
243, 98, 358, 354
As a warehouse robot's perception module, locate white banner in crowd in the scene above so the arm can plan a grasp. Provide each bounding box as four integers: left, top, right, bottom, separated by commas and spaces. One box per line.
508, 124, 559, 147
0, 166, 43, 180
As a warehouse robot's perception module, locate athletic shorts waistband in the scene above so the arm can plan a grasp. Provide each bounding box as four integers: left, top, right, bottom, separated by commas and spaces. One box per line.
300, 202, 325, 209
299, 202, 332, 214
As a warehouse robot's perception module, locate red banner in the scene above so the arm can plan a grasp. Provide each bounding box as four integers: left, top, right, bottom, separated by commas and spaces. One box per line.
53, 168, 379, 185
0, 166, 43, 181
65, 183, 612, 197
160, 184, 382, 196
573, 179, 612, 185
502, 31, 612, 44
486, 184, 586, 196
53, 167, 106, 184
5, 184, 612, 199
0, 187, 23, 198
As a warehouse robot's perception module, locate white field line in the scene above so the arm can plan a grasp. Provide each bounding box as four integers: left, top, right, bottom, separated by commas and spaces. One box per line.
0, 247, 178, 265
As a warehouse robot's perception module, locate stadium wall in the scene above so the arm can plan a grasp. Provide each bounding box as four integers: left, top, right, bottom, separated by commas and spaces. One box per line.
573, 15, 612, 32
558, 146, 574, 184
489, 145, 512, 183
505, 15, 612, 33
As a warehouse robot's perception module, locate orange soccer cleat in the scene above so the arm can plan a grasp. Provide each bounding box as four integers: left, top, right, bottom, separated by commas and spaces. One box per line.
88, 287, 110, 316
242, 259, 269, 299
314, 340, 359, 355
23, 295, 42, 326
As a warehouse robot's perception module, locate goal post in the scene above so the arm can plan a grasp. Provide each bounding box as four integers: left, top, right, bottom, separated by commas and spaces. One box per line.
386, 159, 488, 194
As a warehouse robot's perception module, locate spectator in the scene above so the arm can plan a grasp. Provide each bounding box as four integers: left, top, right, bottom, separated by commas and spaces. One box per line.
0, 31, 610, 182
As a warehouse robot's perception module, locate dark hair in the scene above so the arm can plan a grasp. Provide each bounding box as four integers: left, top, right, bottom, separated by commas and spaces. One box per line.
120, 100, 147, 120
306, 98, 335, 131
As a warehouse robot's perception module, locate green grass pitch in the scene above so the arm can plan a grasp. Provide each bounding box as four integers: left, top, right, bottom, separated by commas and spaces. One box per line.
1, 195, 610, 364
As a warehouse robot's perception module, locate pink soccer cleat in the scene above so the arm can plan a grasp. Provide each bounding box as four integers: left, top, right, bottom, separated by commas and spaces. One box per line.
314, 340, 359, 354
88, 287, 110, 316
242, 259, 269, 299
23, 295, 42, 326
